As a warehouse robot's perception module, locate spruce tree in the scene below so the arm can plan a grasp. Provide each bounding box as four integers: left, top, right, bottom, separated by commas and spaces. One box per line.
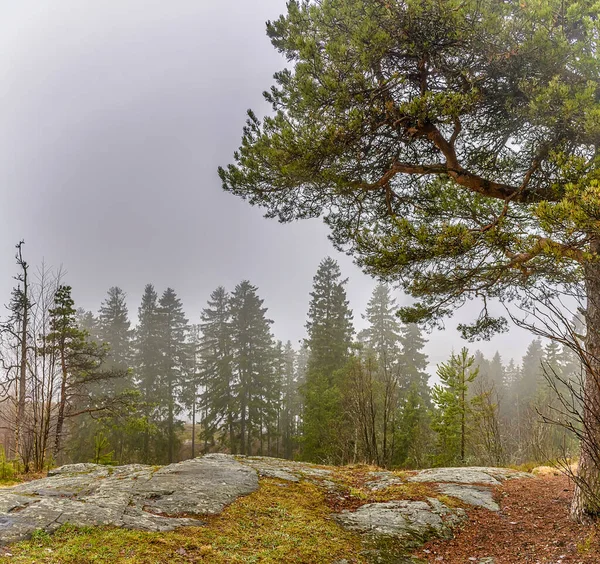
303, 257, 353, 463
183, 324, 202, 458
76, 309, 97, 338
518, 339, 545, 404
198, 286, 235, 452
157, 288, 190, 463
398, 324, 429, 401
97, 287, 132, 372
94, 287, 136, 460
280, 340, 298, 459
545, 340, 563, 381
488, 352, 506, 396
362, 283, 401, 465
229, 281, 275, 456
134, 284, 163, 462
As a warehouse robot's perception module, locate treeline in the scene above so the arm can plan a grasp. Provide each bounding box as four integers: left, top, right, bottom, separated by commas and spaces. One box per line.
0, 248, 580, 471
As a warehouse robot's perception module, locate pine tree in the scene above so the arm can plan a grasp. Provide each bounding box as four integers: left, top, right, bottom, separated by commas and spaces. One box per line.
431, 348, 480, 466
157, 288, 190, 463
221, 0, 600, 520
47, 285, 84, 460
302, 257, 353, 463
229, 281, 275, 456
46, 286, 122, 463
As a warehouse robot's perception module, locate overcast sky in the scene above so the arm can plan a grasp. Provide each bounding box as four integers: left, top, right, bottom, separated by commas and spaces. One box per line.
0, 0, 534, 374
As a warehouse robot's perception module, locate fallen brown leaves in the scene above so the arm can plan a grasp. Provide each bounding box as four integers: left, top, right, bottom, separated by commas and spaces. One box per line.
415, 474, 600, 563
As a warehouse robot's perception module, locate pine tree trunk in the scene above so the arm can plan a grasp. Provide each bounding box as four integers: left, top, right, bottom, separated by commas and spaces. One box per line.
571, 255, 600, 522
461, 367, 466, 465
54, 344, 68, 463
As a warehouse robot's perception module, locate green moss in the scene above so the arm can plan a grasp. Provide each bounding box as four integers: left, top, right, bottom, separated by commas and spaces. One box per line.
435, 494, 467, 509
369, 483, 439, 503
363, 534, 430, 564
8, 479, 366, 564
577, 529, 599, 555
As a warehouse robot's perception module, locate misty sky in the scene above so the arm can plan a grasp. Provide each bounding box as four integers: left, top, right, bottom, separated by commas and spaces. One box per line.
0, 0, 534, 374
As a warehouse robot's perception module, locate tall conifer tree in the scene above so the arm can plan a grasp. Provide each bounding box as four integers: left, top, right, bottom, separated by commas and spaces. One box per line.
97, 287, 132, 374
229, 281, 275, 456
135, 284, 163, 462
362, 283, 401, 465
157, 288, 190, 463
198, 286, 235, 452
303, 257, 353, 462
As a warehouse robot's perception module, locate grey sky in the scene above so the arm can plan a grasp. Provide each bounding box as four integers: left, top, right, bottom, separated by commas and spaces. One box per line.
0, 0, 533, 374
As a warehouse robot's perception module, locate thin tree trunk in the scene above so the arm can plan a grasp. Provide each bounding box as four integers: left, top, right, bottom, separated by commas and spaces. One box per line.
54, 344, 68, 462
240, 393, 247, 456
571, 253, 600, 521
168, 389, 174, 464
461, 365, 466, 464
16, 269, 28, 465
203, 408, 209, 454
191, 398, 196, 458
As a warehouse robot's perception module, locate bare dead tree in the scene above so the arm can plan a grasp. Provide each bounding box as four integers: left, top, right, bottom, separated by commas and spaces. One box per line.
499, 279, 600, 519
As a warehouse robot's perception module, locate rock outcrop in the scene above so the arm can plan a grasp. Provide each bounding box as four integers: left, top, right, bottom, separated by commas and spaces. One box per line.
0, 455, 257, 544
0, 454, 534, 561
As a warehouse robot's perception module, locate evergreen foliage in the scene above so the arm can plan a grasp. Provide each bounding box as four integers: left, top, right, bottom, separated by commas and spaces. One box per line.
302, 258, 353, 463
198, 286, 235, 452
134, 284, 163, 463
220, 0, 600, 518
431, 348, 481, 465
229, 281, 276, 456
157, 288, 190, 463
1, 266, 586, 481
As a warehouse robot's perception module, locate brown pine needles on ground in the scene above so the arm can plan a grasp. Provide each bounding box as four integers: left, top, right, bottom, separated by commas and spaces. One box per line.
416, 474, 600, 563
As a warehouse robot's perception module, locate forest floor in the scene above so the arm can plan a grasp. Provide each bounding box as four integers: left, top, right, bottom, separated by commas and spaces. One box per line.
414, 473, 600, 563
0, 458, 598, 563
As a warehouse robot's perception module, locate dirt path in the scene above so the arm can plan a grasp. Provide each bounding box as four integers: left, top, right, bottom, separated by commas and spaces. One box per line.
415, 474, 600, 563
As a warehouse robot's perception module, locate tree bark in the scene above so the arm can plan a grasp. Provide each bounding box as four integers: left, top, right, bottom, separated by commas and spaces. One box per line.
461, 363, 466, 465
191, 398, 195, 458
15, 243, 29, 466
53, 343, 68, 463
571, 254, 600, 522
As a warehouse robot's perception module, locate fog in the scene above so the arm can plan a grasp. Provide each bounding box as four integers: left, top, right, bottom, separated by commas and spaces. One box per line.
0, 0, 532, 374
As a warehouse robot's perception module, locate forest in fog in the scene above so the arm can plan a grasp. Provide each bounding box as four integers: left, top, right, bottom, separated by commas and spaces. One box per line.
0, 246, 581, 473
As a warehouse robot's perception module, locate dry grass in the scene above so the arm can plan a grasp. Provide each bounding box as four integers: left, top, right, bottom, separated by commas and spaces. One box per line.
6, 478, 366, 564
